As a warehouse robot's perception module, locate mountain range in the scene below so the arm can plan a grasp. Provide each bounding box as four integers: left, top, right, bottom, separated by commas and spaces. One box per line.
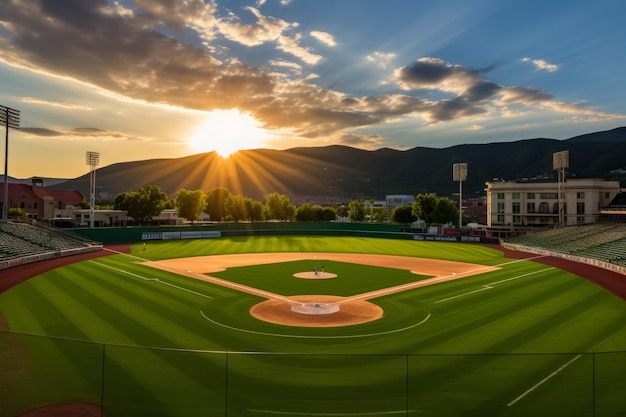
40, 126, 626, 204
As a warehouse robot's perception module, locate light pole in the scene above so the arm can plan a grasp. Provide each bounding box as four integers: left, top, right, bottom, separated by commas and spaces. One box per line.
86, 151, 100, 228
453, 163, 468, 228
1, 105, 20, 222
553, 151, 569, 227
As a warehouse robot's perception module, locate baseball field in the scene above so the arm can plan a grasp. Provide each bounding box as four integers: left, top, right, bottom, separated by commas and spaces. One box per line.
1, 235, 626, 416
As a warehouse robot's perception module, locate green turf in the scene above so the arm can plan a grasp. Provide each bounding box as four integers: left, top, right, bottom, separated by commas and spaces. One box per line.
2, 236, 626, 416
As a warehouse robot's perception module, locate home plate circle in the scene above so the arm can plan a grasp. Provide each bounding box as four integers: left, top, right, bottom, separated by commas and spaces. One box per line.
250, 295, 383, 327
293, 271, 337, 279
291, 302, 340, 315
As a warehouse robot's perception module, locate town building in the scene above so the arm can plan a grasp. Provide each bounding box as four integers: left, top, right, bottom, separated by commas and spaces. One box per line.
0, 180, 84, 221
485, 178, 621, 236
385, 195, 414, 214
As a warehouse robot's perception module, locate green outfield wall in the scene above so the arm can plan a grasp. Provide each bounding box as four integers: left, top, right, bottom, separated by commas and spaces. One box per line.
69, 222, 409, 244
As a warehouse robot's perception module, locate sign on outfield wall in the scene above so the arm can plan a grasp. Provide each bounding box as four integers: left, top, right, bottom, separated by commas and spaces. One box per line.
142, 232, 163, 240
142, 231, 221, 241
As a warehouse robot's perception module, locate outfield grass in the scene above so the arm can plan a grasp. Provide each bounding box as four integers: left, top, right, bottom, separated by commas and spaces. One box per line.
2, 236, 626, 416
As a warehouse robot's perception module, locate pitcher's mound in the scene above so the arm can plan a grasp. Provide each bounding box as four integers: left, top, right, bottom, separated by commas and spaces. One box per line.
293, 271, 337, 279
250, 295, 383, 327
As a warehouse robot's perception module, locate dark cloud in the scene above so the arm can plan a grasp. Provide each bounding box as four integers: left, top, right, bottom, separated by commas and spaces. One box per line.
20, 127, 62, 137
428, 97, 488, 122
464, 81, 501, 102
21, 126, 144, 141
396, 57, 462, 86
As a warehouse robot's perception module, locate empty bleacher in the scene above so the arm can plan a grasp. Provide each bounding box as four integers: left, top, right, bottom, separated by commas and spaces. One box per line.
0, 221, 102, 268
506, 223, 626, 266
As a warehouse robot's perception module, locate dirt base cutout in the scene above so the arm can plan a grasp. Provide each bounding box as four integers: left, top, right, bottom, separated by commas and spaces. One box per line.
250, 295, 383, 327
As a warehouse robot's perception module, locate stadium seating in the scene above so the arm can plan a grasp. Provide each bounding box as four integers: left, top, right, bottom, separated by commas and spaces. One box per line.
507, 223, 626, 266
0, 222, 94, 262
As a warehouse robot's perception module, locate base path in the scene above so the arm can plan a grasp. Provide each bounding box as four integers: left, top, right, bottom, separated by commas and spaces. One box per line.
141, 253, 499, 327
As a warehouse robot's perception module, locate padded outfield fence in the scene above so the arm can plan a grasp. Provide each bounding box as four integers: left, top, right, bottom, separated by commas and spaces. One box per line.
69, 221, 498, 244
2, 331, 625, 417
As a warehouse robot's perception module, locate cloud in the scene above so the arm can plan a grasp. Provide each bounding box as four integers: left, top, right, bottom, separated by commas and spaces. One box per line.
0, 2, 621, 149
393, 57, 620, 125
310, 31, 336, 47
218, 6, 290, 46
366, 51, 396, 69
521, 57, 559, 72
21, 97, 92, 110
21, 126, 147, 141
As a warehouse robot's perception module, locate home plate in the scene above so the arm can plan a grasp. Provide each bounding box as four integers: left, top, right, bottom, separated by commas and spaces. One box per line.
291, 302, 340, 315
293, 271, 337, 279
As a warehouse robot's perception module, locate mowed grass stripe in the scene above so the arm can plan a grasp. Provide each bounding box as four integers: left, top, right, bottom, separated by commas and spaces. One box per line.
43, 265, 213, 348
86, 259, 216, 307
409, 275, 604, 354
134, 237, 508, 265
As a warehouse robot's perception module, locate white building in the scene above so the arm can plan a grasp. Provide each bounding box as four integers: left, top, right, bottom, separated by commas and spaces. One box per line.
485, 178, 620, 230
386, 195, 414, 214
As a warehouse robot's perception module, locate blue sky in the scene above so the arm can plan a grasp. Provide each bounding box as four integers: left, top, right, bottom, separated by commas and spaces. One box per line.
1, 0, 624, 178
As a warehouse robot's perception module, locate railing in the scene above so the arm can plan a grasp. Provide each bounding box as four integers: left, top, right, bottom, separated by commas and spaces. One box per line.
1, 331, 624, 417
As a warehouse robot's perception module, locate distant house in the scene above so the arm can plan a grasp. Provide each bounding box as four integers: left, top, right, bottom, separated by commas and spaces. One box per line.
0, 179, 85, 221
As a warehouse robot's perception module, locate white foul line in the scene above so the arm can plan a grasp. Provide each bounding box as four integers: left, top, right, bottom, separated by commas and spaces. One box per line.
435, 267, 556, 303
507, 354, 581, 407
89, 260, 213, 300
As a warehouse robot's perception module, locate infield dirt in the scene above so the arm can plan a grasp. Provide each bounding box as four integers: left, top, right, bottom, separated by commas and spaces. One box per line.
141, 253, 498, 327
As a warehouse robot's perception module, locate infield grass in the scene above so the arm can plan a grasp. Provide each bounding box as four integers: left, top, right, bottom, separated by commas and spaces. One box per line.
2, 236, 626, 416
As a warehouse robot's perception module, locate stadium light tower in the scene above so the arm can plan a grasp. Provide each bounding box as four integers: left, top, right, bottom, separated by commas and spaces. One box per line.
1, 105, 20, 222
86, 151, 100, 228
453, 163, 468, 228
553, 150, 569, 227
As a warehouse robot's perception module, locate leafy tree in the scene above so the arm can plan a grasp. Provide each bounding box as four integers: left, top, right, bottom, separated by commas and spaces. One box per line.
205, 187, 230, 222
433, 197, 459, 226
8, 208, 27, 220
321, 207, 337, 221
265, 192, 295, 221
390, 204, 416, 226
295, 204, 320, 221
246, 198, 265, 222
335, 205, 349, 219
223, 194, 262, 222
123, 185, 168, 225
347, 200, 366, 222
113, 192, 128, 210
225, 194, 252, 222
371, 207, 387, 223
174, 189, 206, 223
413, 193, 438, 225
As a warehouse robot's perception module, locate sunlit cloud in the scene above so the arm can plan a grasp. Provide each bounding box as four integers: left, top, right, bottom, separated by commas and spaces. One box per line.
218, 6, 291, 46
310, 31, 336, 47
21, 97, 92, 110
520, 57, 559, 72
277, 32, 323, 65
366, 51, 396, 69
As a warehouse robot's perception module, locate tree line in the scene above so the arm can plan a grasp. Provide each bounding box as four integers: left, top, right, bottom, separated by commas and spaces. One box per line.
109, 185, 459, 227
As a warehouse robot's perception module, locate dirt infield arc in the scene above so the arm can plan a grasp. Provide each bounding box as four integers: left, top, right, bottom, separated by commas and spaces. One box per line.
140, 253, 500, 327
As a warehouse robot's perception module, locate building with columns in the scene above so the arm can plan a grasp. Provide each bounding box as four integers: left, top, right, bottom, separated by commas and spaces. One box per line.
485, 178, 621, 235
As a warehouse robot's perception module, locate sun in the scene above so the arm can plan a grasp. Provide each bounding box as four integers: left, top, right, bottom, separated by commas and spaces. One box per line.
189, 109, 270, 157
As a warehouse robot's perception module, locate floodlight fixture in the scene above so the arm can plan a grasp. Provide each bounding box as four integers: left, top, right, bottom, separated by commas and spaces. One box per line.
553, 150, 569, 226
1, 105, 20, 222
453, 163, 468, 227
86, 151, 100, 228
